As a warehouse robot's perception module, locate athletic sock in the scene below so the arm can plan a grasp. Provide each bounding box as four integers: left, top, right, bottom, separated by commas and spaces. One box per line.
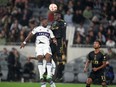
52, 67, 56, 75
50, 81, 56, 87
51, 60, 56, 75
41, 82, 46, 87
38, 62, 44, 79
43, 59, 47, 74
46, 62, 52, 79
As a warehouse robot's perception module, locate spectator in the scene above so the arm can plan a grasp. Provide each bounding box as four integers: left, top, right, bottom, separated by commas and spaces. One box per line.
19, 27, 27, 42
107, 47, 116, 60
73, 31, 83, 44
66, 0, 74, 13
88, 30, 96, 44
106, 38, 115, 47
83, 6, 93, 20
64, 9, 73, 25
73, 1, 84, 12
109, 15, 116, 27
76, 22, 85, 37
98, 24, 106, 36
84, 35, 91, 45
96, 31, 106, 45
72, 10, 85, 25
10, 19, 22, 31
105, 61, 114, 84
7, 51, 15, 81
14, 59, 22, 81
20, 9, 30, 26
0, 30, 6, 45
105, 27, 114, 41
22, 58, 34, 81
0, 48, 8, 80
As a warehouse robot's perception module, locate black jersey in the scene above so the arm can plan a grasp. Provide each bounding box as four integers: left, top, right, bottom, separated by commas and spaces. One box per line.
51, 19, 66, 40
87, 51, 106, 70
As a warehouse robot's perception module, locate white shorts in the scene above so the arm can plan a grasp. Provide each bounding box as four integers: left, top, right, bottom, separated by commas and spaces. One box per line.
35, 44, 52, 56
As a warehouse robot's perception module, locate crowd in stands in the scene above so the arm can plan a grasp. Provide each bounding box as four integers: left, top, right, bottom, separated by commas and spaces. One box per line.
70, 0, 116, 47
0, 0, 115, 47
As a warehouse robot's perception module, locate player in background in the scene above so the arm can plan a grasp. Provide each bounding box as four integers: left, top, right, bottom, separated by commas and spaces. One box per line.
50, 11, 67, 81
84, 40, 107, 87
20, 18, 57, 87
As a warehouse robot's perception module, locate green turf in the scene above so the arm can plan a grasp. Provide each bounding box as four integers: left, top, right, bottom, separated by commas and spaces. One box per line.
0, 82, 116, 87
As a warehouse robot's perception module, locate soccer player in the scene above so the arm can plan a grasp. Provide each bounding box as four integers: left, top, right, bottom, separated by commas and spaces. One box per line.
28, 56, 56, 87
51, 12, 67, 80
84, 40, 107, 87
20, 18, 57, 87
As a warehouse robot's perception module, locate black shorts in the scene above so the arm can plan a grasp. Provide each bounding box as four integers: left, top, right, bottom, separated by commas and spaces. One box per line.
88, 71, 106, 83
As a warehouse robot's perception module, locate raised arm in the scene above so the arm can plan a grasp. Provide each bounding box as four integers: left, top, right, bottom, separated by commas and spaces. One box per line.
20, 32, 33, 49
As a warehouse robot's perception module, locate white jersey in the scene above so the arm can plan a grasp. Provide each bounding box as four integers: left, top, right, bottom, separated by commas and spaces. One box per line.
31, 26, 55, 45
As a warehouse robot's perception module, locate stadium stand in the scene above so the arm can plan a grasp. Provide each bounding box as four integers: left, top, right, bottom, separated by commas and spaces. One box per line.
0, 0, 116, 84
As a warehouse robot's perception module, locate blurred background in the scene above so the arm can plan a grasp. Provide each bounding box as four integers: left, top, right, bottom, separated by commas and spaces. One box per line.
0, 0, 116, 85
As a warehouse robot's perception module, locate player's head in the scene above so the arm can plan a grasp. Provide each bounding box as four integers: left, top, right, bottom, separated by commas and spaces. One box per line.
93, 40, 101, 49
41, 18, 48, 27
54, 11, 61, 20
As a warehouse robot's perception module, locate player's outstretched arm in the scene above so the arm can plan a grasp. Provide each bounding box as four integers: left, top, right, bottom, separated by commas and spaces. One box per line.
20, 32, 33, 49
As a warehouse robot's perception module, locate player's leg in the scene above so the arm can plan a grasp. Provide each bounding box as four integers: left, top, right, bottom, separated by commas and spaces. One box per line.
50, 80, 56, 87
45, 53, 52, 79
101, 75, 107, 87
51, 59, 56, 76
86, 78, 92, 87
37, 55, 46, 87
49, 59, 56, 87
45, 53, 57, 87
44, 45, 53, 79
102, 82, 107, 87
43, 58, 56, 87
37, 55, 44, 79
36, 44, 46, 87
43, 59, 47, 74
86, 72, 94, 87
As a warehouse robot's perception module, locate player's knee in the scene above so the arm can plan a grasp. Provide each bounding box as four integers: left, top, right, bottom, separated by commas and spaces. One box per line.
86, 78, 92, 84
101, 82, 106, 86
45, 54, 51, 63
37, 56, 43, 62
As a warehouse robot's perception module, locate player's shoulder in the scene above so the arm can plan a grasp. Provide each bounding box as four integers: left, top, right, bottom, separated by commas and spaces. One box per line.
33, 26, 40, 29
60, 19, 66, 23
59, 19, 67, 26
89, 51, 94, 55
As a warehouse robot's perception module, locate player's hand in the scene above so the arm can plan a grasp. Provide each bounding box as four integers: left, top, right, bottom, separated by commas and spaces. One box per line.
20, 42, 26, 49
84, 68, 87, 73
53, 39, 57, 46
92, 67, 98, 72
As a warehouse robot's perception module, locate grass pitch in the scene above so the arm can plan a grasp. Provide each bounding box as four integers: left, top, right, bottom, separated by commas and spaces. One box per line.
0, 82, 116, 87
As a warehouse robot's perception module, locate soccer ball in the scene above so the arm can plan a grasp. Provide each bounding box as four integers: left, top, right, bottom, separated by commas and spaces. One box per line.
49, 3, 57, 12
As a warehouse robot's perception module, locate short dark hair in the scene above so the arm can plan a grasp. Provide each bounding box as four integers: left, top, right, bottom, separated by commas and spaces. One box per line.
41, 17, 48, 21
95, 40, 101, 45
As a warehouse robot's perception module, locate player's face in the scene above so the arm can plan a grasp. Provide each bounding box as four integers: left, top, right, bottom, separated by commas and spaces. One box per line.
54, 13, 59, 20
93, 41, 100, 49
42, 19, 48, 27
